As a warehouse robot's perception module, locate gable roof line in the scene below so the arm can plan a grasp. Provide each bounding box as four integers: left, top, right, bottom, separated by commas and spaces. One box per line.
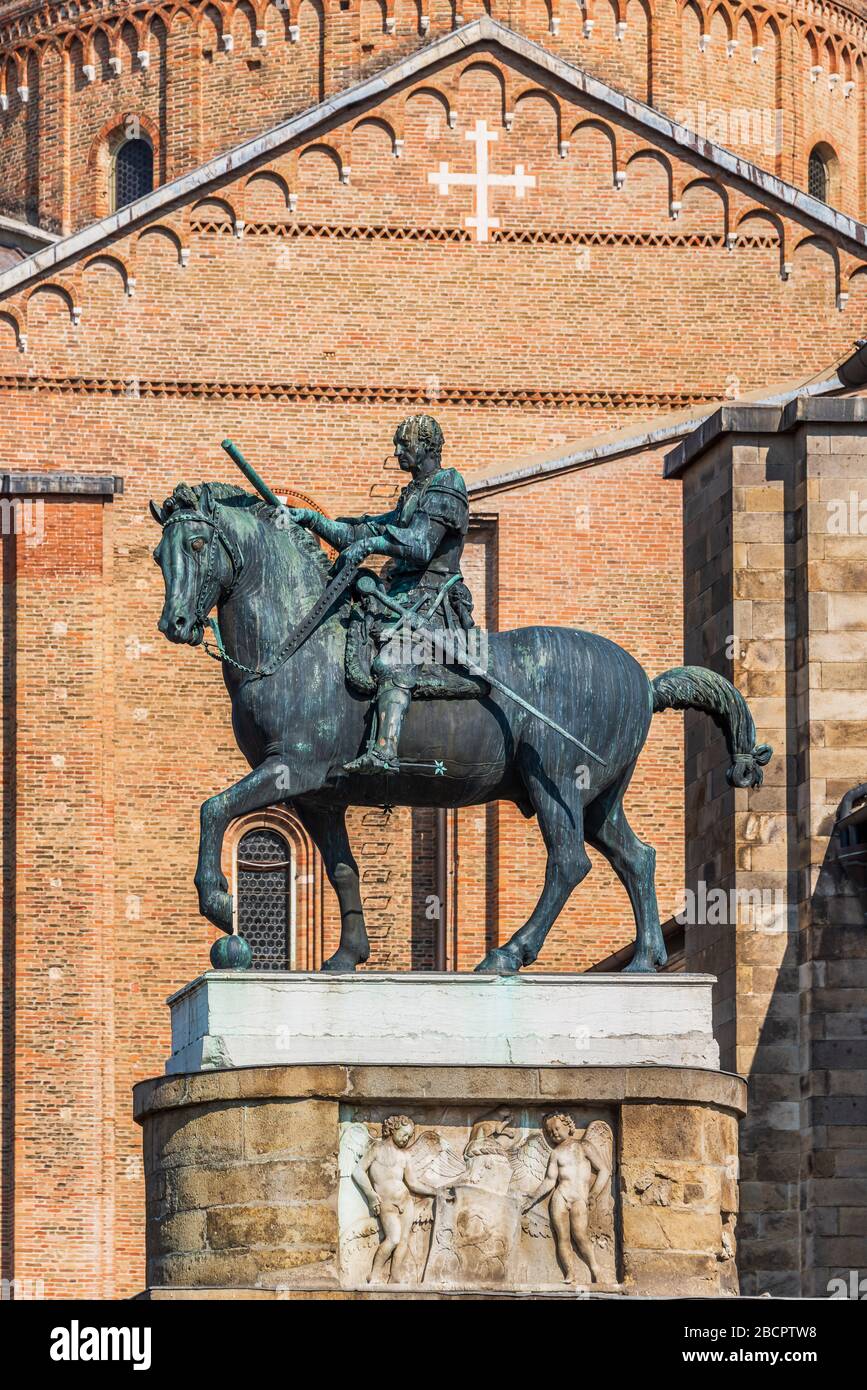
2, 16, 866, 299
467, 370, 846, 497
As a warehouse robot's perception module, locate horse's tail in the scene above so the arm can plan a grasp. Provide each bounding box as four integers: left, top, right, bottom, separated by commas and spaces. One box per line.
651, 666, 773, 789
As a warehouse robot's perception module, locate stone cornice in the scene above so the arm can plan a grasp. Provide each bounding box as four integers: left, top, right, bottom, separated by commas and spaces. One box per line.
0, 469, 123, 493
663, 392, 867, 475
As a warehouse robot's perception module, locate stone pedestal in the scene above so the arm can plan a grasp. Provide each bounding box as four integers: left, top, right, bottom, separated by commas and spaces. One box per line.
166, 970, 721, 1072
135, 973, 745, 1299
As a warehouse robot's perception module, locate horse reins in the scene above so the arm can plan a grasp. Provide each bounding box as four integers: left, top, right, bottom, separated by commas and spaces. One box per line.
162, 506, 360, 681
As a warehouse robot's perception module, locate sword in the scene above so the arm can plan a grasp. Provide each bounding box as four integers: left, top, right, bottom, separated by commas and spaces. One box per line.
356, 576, 606, 767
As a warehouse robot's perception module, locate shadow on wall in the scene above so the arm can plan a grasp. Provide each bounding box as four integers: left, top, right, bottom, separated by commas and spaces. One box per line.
821, 784, 867, 901
806, 783, 867, 1298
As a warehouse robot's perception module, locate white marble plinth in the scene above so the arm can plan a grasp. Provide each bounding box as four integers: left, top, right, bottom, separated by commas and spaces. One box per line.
166, 971, 720, 1074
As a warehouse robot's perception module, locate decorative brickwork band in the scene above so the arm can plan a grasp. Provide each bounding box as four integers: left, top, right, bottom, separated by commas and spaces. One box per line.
0, 373, 722, 410
192, 218, 782, 251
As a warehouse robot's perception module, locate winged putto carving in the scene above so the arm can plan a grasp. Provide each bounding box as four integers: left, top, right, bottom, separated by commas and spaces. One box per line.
338, 1107, 616, 1289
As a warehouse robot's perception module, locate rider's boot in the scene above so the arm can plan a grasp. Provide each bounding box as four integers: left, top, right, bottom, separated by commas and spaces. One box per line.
344, 684, 411, 774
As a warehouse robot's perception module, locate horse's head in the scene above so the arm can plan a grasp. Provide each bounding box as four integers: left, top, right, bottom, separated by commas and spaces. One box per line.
151, 482, 244, 646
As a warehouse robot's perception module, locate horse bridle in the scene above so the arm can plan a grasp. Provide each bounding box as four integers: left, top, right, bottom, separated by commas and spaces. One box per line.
160, 505, 361, 680
162, 507, 244, 633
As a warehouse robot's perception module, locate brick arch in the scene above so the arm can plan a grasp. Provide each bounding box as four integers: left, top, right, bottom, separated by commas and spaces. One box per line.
513, 87, 563, 147
167, 6, 200, 34
792, 231, 841, 301
569, 116, 619, 178
457, 57, 509, 102
405, 83, 453, 126
82, 252, 133, 295
223, 807, 325, 971
0, 308, 25, 351
243, 167, 292, 216
736, 205, 788, 271
351, 113, 399, 151
85, 111, 161, 221
189, 193, 240, 229
298, 140, 347, 181
625, 146, 674, 204
678, 175, 730, 235
26, 280, 77, 324
804, 133, 842, 204
734, 5, 759, 45
136, 222, 187, 265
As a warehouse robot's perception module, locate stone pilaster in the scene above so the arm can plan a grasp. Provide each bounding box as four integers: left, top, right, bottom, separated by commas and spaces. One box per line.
665, 397, 867, 1296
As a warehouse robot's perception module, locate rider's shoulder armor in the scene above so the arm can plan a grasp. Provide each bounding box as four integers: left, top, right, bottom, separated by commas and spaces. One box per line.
419, 468, 469, 532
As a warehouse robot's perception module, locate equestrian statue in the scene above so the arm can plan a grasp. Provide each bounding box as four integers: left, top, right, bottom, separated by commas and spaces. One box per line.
151, 414, 772, 975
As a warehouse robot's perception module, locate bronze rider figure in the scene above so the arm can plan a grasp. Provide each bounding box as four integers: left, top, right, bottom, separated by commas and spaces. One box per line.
280, 414, 474, 773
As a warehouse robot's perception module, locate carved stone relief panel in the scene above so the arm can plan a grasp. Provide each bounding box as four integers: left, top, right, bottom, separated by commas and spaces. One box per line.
338, 1103, 619, 1290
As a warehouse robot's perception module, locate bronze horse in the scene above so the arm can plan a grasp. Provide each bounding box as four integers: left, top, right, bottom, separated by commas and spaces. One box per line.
152, 481, 771, 974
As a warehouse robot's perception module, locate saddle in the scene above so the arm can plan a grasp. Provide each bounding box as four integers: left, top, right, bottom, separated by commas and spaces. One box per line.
343, 593, 489, 700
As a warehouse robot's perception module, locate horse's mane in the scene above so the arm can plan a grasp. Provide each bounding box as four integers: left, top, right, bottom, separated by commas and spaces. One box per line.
162, 481, 332, 577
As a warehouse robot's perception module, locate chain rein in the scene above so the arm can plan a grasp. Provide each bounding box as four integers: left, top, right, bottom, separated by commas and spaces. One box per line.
163, 508, 357, 681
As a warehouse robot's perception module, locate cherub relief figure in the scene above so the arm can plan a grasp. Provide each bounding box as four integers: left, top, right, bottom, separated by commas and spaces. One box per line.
522, 1115, 613, 1285
352, 1115, 465, 1284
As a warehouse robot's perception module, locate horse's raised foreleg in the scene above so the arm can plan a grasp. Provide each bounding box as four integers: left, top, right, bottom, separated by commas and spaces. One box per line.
475, 781, 591, 975
195, 755, 291, 934
295, 805, 370, 973
586, 772, 666, 973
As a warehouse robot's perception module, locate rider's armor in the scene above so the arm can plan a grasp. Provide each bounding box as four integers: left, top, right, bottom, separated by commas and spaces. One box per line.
342, 465, 474, 772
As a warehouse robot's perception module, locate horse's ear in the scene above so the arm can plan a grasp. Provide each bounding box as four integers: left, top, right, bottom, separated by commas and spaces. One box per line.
198, 483, 215, 515
148, 499, 164, 526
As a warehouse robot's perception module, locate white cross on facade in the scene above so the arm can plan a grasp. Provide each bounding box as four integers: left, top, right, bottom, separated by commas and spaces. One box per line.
428, 118, 536, 242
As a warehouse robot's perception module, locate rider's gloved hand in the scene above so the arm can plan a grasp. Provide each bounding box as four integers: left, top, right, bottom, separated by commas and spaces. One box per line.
265, 505, 314, 529
335, 539, 370, 571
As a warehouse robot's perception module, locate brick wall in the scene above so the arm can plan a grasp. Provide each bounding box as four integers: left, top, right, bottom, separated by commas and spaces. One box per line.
0, 13, 865, 1300
1, 0, 866, 238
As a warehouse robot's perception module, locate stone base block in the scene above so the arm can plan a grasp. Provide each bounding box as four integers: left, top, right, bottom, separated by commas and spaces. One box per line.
134, 1062, 746, 1298
166, 971, 721, 1072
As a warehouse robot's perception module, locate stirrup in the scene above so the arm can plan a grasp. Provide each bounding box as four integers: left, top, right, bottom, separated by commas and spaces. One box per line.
343, 747, 400, 774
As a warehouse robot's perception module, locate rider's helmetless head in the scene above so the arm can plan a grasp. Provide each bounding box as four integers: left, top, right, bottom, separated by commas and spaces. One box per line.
393, 414, 443, 475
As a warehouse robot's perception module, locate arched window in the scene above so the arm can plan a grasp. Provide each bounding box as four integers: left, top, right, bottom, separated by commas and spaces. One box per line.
113, 137, 153, 211
235, 827, 294, 970
808, 145, 831, 203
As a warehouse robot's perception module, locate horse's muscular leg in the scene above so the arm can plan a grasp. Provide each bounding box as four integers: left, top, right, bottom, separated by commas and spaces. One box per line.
586, 767, 666, 973
475, 778, 591, 974
297, 805, 370, 972
195, 755, 293, 935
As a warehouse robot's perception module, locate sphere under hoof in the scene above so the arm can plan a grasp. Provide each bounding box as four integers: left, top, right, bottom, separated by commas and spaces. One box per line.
210, 934, 253, 971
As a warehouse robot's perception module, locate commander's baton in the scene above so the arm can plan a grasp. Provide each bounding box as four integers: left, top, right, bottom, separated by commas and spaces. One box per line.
221, 438, 282, 509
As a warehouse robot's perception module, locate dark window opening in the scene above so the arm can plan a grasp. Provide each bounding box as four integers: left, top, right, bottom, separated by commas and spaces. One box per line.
808, 148, 829, 203
114, 138, 153, 210
236, 828, 292, 971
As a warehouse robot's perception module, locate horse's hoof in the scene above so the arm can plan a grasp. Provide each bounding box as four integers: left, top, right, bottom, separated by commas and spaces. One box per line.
623, 954, 658, 974
210, 934, 253, 971
473, 946, 524, 975
320, 952, 361, 973
200, 890, 233, 936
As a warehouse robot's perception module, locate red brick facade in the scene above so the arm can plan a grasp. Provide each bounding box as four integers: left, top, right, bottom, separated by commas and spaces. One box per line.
2, 0, 867, 234
0, 10, 864, 1297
